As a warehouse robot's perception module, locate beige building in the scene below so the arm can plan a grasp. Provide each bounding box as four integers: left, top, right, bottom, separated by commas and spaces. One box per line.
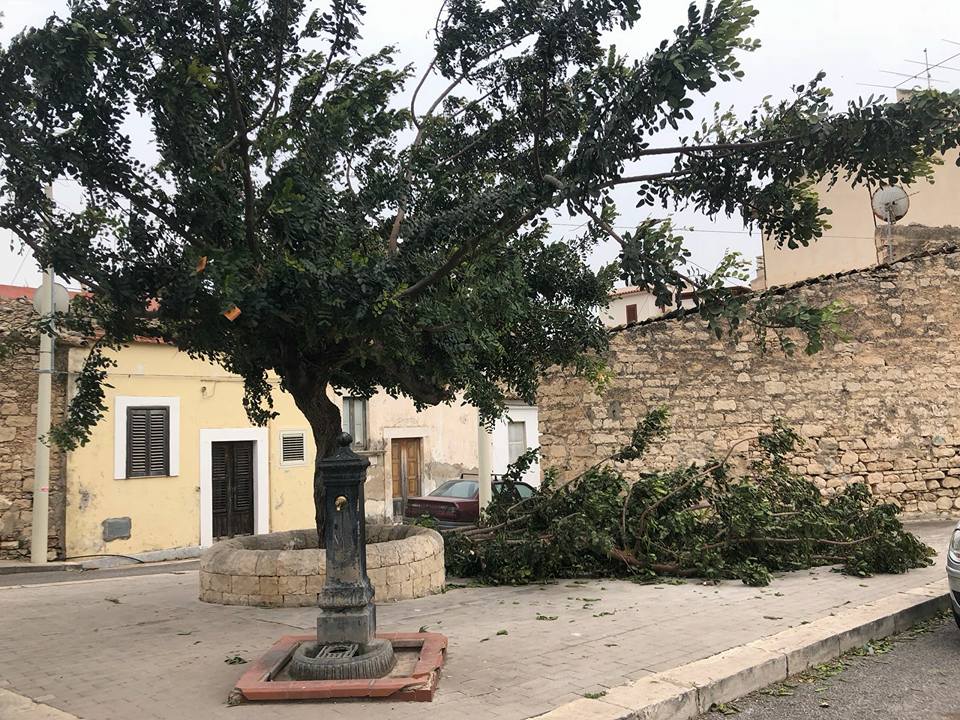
757, 148, 960, 288
602, 287, 697, 328
0, 288, 540, 560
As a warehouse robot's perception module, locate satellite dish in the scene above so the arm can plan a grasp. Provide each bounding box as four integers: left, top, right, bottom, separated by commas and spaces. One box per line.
871, 185, 910, 223
32, 279, 71, 315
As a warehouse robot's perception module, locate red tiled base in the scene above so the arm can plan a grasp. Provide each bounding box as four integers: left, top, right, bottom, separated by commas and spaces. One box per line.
234, 632, 448, 702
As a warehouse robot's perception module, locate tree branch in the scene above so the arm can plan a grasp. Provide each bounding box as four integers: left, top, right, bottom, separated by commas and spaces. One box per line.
7, 223, 106, 295
388, 31, 537, 254
306, 6, 356, 125
544, 173, 700, 292
398, 204, 541, 300
212, 0, 258, 254
633, 435, 760, 543
398, 240, 475, 300
607, 169, 691, 186
634, 135, 802, 158
699, 532, 880, 553
410, 53, 438, 130
214, 0, 289, 160
409, 0, 451, 130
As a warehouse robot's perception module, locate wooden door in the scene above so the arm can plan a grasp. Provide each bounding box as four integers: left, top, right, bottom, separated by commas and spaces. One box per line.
391, 438, 422, 516
212, 441, 255, 539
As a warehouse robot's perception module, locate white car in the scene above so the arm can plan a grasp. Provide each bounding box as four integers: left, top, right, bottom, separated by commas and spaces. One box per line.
949, 521, 960, 629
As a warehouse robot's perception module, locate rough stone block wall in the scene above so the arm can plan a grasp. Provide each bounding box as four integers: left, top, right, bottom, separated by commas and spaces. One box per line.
198, 526, 445, 607
0, 296, 68, 559
876, 223, 960, 265
539, 245, 960, 514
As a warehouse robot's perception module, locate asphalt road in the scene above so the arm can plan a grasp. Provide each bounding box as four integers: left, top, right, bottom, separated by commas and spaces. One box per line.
697, 613, 960, 720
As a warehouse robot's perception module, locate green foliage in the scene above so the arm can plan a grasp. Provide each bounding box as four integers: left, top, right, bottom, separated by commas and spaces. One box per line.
47, 340, 116, 452
446, 412, 934, 586
0, 0, 957, 460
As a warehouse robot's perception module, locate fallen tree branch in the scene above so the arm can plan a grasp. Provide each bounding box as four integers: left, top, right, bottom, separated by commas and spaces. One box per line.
441, 413, 934, 587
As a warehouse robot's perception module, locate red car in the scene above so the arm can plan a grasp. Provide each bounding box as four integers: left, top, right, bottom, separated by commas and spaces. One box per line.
403, 476, 536, 530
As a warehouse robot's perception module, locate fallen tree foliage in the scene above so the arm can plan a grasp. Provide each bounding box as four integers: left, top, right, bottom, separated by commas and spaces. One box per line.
442, 411, 934, 586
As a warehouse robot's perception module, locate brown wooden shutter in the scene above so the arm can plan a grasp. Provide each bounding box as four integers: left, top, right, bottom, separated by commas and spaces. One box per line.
233, 442, 254, 515
126, 407, 170, 478
127, 409, 149, 477
212, 443, 229, 528
626, 304, 638, 324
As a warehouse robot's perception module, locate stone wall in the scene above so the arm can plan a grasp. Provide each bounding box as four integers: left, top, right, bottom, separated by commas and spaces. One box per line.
876, 223, 960, 265
198, 525, 445, 607
0, 295, 67, 560
539, 244, 960, 514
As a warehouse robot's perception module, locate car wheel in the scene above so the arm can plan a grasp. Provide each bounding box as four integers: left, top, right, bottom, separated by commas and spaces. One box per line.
954, 608, 960, 631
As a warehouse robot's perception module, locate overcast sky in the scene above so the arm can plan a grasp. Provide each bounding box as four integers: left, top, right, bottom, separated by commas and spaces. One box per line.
1, 0, 958, 288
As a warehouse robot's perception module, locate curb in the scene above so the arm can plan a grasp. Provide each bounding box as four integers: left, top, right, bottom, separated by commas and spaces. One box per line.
0, 561, 82, 576
532, 579, 951, 720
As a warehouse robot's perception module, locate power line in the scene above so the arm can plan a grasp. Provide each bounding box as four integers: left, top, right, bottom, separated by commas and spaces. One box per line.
550, 221, 756, 235
548, 221, 875, 241
10, 252, 29, 286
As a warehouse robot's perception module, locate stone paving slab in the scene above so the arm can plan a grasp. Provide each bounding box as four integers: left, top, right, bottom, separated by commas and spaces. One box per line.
0, 519, 954, 720
535, 579, 951, 720
0, 688, 81, 719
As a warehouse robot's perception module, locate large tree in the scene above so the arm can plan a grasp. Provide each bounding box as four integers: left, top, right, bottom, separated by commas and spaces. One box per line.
1, 1, 958, 531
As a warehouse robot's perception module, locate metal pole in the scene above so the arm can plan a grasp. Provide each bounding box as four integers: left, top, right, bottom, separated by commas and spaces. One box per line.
30, 184, 54, 564
477, 420, 493, 512
885, 206, 895, 263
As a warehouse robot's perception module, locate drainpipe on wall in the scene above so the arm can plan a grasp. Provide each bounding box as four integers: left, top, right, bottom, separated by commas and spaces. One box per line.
477, 421, 493, 513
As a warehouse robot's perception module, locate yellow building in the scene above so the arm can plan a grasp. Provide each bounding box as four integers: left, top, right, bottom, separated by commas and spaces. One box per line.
58, 338, 539, 560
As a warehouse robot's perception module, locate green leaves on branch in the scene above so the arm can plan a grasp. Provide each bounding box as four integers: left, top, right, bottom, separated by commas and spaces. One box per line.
47, 340, 115, 452
446, 412, 933, 586
695, 289, 851, 356
617, 228, 851, 357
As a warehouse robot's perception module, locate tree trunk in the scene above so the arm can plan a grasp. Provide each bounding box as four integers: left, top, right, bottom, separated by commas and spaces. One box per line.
285, 372, 341, 545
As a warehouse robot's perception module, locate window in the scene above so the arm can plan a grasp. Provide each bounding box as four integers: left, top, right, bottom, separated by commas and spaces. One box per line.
114, 396, 180, 479
280, 431, 306, 466
126, 407, 170, 478
507, 421, 526, 465
429, 480, 479, 498
342, 397, 368, 449
494, 481, 535, 500
626, 303, 638, 324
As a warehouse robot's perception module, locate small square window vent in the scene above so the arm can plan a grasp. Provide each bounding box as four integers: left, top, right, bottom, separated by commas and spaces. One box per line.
280, 432, 306, 465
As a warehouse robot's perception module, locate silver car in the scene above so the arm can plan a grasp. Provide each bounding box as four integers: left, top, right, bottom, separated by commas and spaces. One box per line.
949, 521, 960, 629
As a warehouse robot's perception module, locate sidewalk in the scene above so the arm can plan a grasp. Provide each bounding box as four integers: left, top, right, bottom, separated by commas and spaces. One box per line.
0, 519, 954, 720
0, 560, 82, 576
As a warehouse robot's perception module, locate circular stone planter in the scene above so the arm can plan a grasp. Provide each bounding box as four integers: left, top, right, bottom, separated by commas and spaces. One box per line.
199, 524, 445, 607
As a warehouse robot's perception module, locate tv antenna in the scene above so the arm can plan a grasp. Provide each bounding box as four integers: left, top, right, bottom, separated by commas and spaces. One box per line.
859, 41, 960, 91
871, 186, 910, 262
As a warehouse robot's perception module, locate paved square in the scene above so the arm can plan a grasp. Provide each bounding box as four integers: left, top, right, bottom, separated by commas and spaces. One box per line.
0, 520, 953, 720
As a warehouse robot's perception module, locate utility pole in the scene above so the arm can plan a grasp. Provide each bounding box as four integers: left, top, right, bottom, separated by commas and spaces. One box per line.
477, 420, 493, 512
30, 184, 54, 564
